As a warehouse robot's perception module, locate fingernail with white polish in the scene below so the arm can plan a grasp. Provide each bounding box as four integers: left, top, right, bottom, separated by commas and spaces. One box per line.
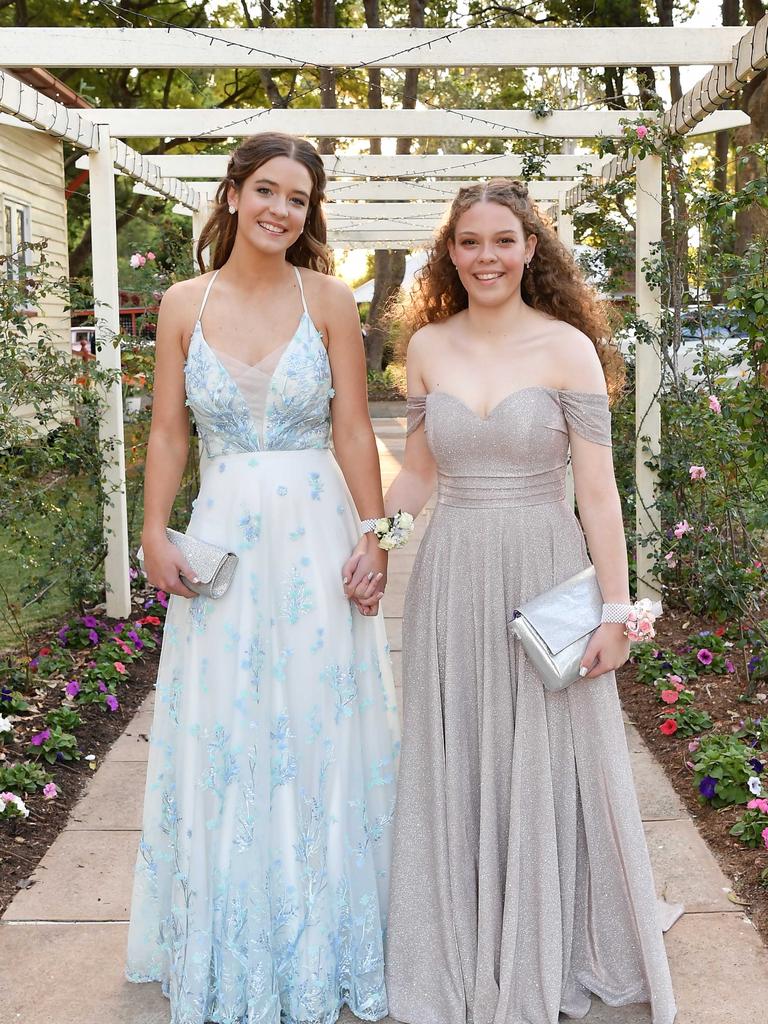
579, 666, 588, 677
342, 576, 349, 584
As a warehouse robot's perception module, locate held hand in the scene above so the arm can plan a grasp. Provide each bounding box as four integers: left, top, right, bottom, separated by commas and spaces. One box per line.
141, 532, 198, 599
342, 536, 387, 616
579, 622, 630, 680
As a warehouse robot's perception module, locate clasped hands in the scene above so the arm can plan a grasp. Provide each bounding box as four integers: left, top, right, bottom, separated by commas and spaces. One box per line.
341, 534, 387, 616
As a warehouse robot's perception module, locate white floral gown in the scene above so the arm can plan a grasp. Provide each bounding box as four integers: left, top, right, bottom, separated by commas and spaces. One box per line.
126, 268, 400, 1024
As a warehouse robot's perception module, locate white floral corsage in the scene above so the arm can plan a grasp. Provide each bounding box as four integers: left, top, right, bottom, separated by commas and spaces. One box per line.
373, 511, 415, 551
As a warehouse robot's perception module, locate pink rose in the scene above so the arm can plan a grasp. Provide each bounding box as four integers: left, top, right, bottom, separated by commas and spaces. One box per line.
146, 251, 156, 261
689, 465, 707, 481
660, 689, 679, 704
673, 520, 691, 539
636, 125, 649, 139
664, 551, 678, 568
708, 395, 721, 414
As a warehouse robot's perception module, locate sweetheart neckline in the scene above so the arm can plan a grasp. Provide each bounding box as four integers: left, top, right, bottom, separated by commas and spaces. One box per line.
428, 385, 606, 419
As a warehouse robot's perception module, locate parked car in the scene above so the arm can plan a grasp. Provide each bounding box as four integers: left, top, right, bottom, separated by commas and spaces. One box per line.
614, 305, 751, 383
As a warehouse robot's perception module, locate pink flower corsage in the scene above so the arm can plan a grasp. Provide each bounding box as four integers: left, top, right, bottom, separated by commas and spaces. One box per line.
624, 598, 660, 642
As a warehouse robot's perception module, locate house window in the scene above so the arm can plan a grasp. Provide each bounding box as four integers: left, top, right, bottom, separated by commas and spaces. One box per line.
3, 199, 31, 281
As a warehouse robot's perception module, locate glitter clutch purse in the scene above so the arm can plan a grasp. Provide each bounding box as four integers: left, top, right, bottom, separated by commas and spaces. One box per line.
508, 566, 603, 692
138, 528, 238, 600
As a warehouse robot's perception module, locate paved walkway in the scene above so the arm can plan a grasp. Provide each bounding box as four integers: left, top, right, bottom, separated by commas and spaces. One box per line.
3, 418, 768, 1023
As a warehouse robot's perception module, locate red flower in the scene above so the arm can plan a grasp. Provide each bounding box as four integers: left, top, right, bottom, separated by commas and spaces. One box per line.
39, 646, 51, 656
714, 626, 725, 637
659, 718, 678, 736
140, 615, 161, 626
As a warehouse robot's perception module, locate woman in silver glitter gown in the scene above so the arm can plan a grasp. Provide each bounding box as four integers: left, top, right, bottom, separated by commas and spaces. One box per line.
382, 180, 678, 1024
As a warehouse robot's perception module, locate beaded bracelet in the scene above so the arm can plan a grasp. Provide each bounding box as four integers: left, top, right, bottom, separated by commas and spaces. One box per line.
601, 598, 662, 641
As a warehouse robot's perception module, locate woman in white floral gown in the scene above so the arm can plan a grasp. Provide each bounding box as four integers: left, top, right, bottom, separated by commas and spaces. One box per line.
126, 133, 400, 1024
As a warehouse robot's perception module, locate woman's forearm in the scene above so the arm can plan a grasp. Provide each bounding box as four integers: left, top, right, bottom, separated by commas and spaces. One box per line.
142, 430, 190, 540
334, 430, 385, 521
577, 487, 631, 603
385, 466, 436, 520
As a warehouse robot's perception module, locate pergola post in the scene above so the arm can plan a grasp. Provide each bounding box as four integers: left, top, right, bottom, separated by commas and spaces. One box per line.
89, 127, 131, 618
634, 154, 663, 601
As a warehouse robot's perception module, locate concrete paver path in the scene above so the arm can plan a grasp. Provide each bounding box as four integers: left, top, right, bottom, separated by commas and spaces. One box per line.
3, 418, 767, 1023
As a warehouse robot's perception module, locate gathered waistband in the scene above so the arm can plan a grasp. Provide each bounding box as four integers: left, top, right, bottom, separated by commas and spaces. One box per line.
437, 468, 565, 509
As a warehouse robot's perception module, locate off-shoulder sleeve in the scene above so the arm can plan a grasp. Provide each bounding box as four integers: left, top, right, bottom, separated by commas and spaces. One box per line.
406, 394, 428, 436
558, 390, 612, 446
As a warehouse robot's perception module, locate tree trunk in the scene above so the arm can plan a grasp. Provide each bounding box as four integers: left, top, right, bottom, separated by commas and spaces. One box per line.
366, 250, 406, 371
313, 0, 337, 155
655, 0, 682, 103
714, 0, 742, 192
734, 1, 768, 251
362, 0, 425, 370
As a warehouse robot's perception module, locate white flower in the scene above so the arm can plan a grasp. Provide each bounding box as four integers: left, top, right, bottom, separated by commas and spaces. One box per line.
375, 518, 390, 535
396, 511, 414, 530
748, 776, 763, 796
378, 533, 398, 551
0, 715, 12, 734
0, 792, 29, 818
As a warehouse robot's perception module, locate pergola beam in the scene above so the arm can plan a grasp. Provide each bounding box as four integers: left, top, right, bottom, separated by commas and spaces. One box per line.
78, 107, 746, 140
111, 141, 200, 210
99, 153, 606, 179
0, 71, 200, 210
662, 12, 768, 135
0, 68, 99, 149
0, 27, 749, 69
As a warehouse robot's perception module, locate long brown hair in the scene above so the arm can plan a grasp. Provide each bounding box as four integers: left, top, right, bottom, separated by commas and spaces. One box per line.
196, 132, 333, 275
400, 178, 624, 402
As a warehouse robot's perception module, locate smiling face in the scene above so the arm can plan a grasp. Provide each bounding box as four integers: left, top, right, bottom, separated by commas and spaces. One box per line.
227, 155, 313, 256
447, 199, 536, 306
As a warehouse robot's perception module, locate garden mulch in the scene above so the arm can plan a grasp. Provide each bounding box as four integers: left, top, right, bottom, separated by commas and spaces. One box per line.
617, 607, 768, 946
0, 636, 160, 918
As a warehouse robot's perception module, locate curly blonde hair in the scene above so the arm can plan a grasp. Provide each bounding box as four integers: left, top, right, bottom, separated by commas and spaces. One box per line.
399, 178, 624, 402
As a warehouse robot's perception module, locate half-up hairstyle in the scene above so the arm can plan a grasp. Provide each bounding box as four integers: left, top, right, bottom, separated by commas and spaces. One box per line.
197, 132, 333, 275
400, 178, 624, 403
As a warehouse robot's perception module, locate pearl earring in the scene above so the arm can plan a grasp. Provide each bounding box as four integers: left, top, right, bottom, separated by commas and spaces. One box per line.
228, 204, 236, 215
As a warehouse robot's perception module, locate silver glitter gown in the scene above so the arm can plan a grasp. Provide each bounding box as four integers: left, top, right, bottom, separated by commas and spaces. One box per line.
385, 387, 676, 1024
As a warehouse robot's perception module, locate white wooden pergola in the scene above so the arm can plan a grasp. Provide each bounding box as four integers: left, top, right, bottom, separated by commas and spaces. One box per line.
2, 21, 767, 616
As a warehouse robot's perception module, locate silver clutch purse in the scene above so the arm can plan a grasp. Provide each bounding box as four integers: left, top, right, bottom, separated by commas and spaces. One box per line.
508, 566, 603, 692
137, 528, 238, 600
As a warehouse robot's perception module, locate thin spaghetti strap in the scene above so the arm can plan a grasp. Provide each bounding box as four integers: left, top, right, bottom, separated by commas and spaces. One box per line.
197, 270, 220, 322
293, 265, 308, 315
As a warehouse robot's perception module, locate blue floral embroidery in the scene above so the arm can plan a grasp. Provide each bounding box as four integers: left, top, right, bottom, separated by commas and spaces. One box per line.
281, 567, 313, 624
238, 510, 261, 549
270, 712, 298, 794
321, 662, 359, 723
308, 472, 324, 502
